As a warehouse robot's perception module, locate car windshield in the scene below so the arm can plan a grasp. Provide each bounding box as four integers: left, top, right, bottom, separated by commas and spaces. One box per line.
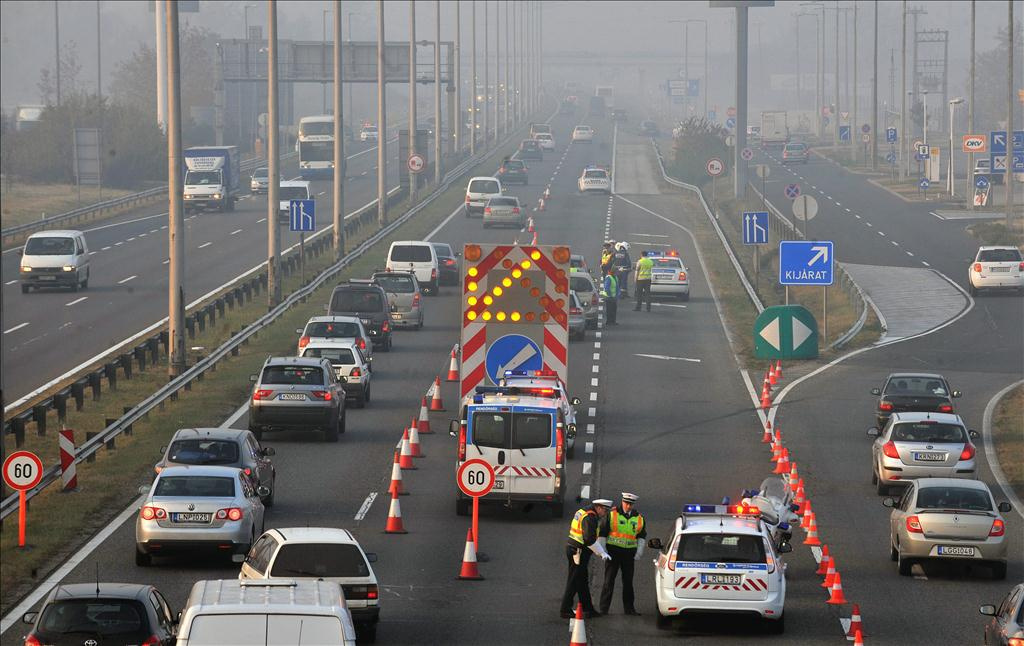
362, 126, 377, 133
521, 141, 539, 149
978, 248, 1022, 262
470, 411, 552, 449
576, 127, 591, 133
537, 134, 552, 140
260, 365, 325, 385
584, 170, 607, 179
432, 243, 454, 258
305, 321, 361, 338
24, 237, 75, 255
279, 186, 309, 201
332, 290, 383, 313
300, 121, 333, 136
884, 377, 948, 396
252, 168, 268, 179
469, 179, 500, 193
390, 245, 433, 262
487, 197, 518, 207
270, 543, 370, 578
185, 170, 220, 185
39, 599, 146, 636
677, 533, 766, 564
570, 276, 594, 293
504, 161, 525, 170
302, 347, 356, 364
154, 475, 235, 497
891, 422, 966, 443
916, 486, 992, 511
785, 144, 806, 152
375, 274, 416, 293
167, 439, 240, 465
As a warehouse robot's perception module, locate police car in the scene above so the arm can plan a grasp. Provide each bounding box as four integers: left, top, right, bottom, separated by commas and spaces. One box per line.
578, 165, 611, 194
647, 250, 690, 301
647, 503, 790, 634
499, 370, 581, 458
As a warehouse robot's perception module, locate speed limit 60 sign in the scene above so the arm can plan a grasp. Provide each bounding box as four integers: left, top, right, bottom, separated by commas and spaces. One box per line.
3, 450, 43, 491
457, 459, 495, 498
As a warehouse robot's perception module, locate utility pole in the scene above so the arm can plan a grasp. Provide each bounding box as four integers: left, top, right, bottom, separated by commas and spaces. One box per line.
408, 0, 418, 205
376, 0, 387, 226
1007, 0, 1015, 226
455, 0, 462, 156
505, 0, 511, 135
166, 0, 185, 376
155, 0, 166, 131
267, 0, 281, 308
347, 13, 357, 139
54, 1, 61, 106
796, 13, 802, 121
834, 0, 840, 148
901, 1, 908, 179
471, 0, 477, 155
483, 0, 489, 145
495, 0, 501, 140
434, 0, 442, 184
322, 9, 329, 114
871, 0, 878, 170
333, 2, 345, 259
967, 0, 975, 211
853, 1, 859, 163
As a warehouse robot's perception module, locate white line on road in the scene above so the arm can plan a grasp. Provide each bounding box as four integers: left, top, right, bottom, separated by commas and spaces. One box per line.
589, 392, 598, 401
891, 241, 899, 246
354, 492, 378, 521
922, 261, 931, 267
230, 229, 243, 236
651, 303, 687, 309
854, 214, 861, 219
630, 233, 669, 238
865, 222, 873, 227
585, 442, 594, 454
591, 364, 599, 373
117, 275, 137, 284
595, 331, 601, 338
138, 233, 147, 237
586, 423, 595, 434
635, 353, 701, 362
906, 251, 914, 257
591, 378, 598, 387
102, 246, 111, 251
163, 259, 170, 265
588, 407, 596, 417
3, 322, 29, 334
593, 342, 601, 348
580, 485, 591, 499
257, 217, 267, 223
592, 353, 600, 360
845, 208, 852, 212
126, 237, 135, 242
65, 297, 88, 306
198, 242, 212, 249
878, 231, 886, 237
4, 280, 17, 286
114, 241, 123, 246
582, 462, 592, 475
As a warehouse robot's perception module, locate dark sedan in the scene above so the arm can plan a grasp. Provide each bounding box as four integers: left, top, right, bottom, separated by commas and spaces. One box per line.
518, 139, 543, 160
432, 242, 461, 286
498, 158, 529, 184
871, 372, 961, 428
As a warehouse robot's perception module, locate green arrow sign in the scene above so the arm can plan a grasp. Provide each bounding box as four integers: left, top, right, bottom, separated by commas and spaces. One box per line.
753, 305, 819, 359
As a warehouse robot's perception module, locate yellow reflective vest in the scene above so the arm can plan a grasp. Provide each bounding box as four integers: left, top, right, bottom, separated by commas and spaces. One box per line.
607, 508, 644, 549
568, 507, 596, 545
636, 257, 654, 281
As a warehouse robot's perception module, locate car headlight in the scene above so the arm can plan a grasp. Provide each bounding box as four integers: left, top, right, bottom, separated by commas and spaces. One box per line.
213, 193, 222, 199
20, 266, 31, 272
63, 265, 76, 272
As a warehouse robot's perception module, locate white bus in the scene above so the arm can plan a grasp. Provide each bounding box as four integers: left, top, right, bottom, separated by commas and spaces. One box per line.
298, 115, 335, 179
595, 86, 615, 110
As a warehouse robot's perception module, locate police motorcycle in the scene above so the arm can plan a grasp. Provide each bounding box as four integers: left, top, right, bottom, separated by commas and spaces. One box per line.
737, 476, 801, 548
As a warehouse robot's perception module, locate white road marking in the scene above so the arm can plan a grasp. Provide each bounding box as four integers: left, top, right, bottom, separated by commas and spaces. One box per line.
65, 296, 88, 306
5, 280, 17, 286
198, 242, 212, 249
588, 407, 596, 417
834, 201, 841, 206
163, 259, 170, 265
138, 233, 147, 237
114, 241, 123, 246
102, 246, 111, 251
580, 485, 591, 499
117, 275, 137, 284
891, 241, 900, 246
586, 423, 595, 434
150, 229, 158, 234
3, 322, 29, 334
865, 221, 873, 227
595, 332, 602, 338
634, 353, 701, 362
230, 229, 243, 235
845, 207, 852, 212
354, 492, 378, 521
582, 462, 593, 475
878, 231, 886, 237
594, 341, 601, 348
982, 379, 1024, 521
922, 261, 931, 267
589, 392, 597, 401
592, 364, 599, 373
591, 378, 598, 387
651, 303, 687, 309
257, 217, 267, 223
906, 251, 914, 257
631, 233, 669, 238
854, 214, 861, 219
592, 352, 600, 360
585, 442, 594, 454
126, 237, 135, 241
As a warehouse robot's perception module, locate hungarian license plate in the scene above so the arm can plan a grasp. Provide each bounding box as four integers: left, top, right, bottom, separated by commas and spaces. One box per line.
172, 512, 211, 523
937, 545, 975, 557
279, 393, 306, 401
392, 313, 402, 320
39, 275, 57, 281
991, 267, 1010, 272
701, 573, 741, 585
914, 452, 945, 461
492, 479, 505, 490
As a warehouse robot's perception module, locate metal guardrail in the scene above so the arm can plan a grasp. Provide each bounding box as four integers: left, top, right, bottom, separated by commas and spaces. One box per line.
1, 154, 294, 243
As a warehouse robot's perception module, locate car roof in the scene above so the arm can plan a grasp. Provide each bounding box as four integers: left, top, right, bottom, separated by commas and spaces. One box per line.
279, 180, 310, 188
50, 583, 154, 601
307, 315, 362, 324
390, 240, 432, 246
264, 356, 328, 368
912, 478, 991, 491
265, 527, 359, 543
303, 339, 358, 350
469, 176, 499, 181
373, 270, 416, 277
889, 412, 963, 424
27, 229, 83, 238
156, 464, 242, 478
978, 245, 1019, 251
169, 427, 246, 442
886, 372, 947, 380
333, 282, 384, 292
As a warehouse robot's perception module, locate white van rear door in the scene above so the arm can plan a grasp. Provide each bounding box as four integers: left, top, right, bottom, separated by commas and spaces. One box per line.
505, 406, 557, 495
467, 406, 512, 494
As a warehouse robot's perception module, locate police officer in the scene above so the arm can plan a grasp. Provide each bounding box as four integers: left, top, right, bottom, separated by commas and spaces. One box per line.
634, 251, 654, 312
599, 492, 647, 616
613, 242, 632, 297
601, 266, 619, 325
601, 241, 615, 275
561, 499, 613, 619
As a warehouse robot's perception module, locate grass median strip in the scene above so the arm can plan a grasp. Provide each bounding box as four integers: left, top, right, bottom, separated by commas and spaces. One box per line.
0, 130, 527, 615
992, 384, 1024, 504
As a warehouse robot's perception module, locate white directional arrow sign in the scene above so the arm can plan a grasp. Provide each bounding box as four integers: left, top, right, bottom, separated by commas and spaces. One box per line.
808, 245, 829, 266
759, 316, 781, 351
496, 344, 538, 376
792, 316, 814, 350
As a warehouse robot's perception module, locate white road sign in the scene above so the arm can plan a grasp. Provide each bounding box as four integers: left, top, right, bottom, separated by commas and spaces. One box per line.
457, 459, 495, 498
706, 158, 725, 177
792, 195, 819, 222
3, 451, 43, 491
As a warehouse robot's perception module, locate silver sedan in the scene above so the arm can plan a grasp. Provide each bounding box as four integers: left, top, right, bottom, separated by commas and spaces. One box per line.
482, 196, 524, 229
868, 412, 978, 495
884, 478, 1011, 579
135, 465, 267, 566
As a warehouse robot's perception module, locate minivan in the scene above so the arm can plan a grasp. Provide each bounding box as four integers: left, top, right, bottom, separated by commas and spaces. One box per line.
386, 241, 440, 294
278, 180, 311, 220
464, 176, 504, 218
328, 281, 393, 351
19, 229, 90, 293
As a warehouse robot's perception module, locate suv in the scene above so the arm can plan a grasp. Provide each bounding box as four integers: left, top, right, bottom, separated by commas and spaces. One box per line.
464, 176, 504, 218
498, 157, 529, 184
278, 181, 311, 220
372, 270, 424, 329
968, 246, 1024, 295
386, 241, 439, 294
248, 357, 347, 441
529, 123, 552, 138
328, 281, 393, 351
870, 372, 961, 429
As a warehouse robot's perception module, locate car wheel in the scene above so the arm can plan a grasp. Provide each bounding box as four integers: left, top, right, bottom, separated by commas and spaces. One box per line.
135, 547, 152, 567
871, 467, 878, 485
365, 385, 371, 402
890, 538, 898, 562
20, 284, 29, 294
263, 477, 275, 508
80, 275, 88, 289
338, 410, 347, 434
655, 604, 672, 630
456, 497, 470, 516
897, 547, 913, 576
992, 561, 1007, 580
550, 501, 565, 518
70, 280, 79, 293
324, 415, 340, 442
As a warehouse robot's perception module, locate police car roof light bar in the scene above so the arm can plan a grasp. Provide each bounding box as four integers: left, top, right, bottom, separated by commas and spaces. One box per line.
681, 503, 762, 517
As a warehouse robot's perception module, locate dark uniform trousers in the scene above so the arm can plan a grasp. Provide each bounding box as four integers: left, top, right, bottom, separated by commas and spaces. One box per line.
634, 279, 652, 311
600, 545, 637, 613
561, 544, 596, 614
605, 297, 618, 324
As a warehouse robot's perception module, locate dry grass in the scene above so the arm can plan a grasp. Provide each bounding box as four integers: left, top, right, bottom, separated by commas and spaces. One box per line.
967, 219, 1024, 249
1, 182, 141, 229
992, 384, 1024, 504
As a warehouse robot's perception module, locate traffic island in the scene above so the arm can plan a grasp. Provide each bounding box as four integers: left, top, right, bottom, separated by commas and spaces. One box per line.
991, 384, 1024, 504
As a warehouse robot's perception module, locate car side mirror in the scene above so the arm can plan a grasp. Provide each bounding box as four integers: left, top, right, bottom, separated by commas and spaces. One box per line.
952, 390, 962, 398
249, 374, 258, 382
159, 445, 167, 454
870, 387, 881, 396
138, 485, 150, 496
570, 397, 582, 406
256, 486, 271, 498
647, 538, 663, 550
295, 328, 303, 334
998, 502, 1012, 513
866, 427, 880, 437
22, 612, 38, 624
969, 429, 979, 438
882, 497, 896, 508
454, 251, 462, 257
262, 447, 276, 457
365, 552, 378, 563
176, 610, 183, 624
979, 604, 996, 617
776, 541, 793, 554
449, 419, 460, 437
566, 423, 577, 440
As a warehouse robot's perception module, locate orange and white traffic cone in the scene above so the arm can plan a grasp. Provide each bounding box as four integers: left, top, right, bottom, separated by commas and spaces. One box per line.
531, 230, 538, 245
418, 397, 432, 433
773, 448, 789, 475
399, 429, 417, 470
429, 376, 446, 411
569, 603, 587, 646
384, 489, 407, 534
804, 513, 822, 546
801, 501, 814, 529
388, 451, 408, 495
826, 572, 848, 605
538, 197, 546, 212
775, 360, 783, 381
763, 370, 772, 395
846, 603, 864, 640
815, 544, 831, 575
852, 629, 864, 646
788, 463, 800, 490
457, 527, 484, 580
771, 437, 784, 463
408, 419, 423, 457
544, 185, 552, 202
760, 388, 772, 411
820, 556, 837, 587
528, 217, 535, 232
769, 361, 778, 385
446, 348, 460, 381
761, 420, 773, 444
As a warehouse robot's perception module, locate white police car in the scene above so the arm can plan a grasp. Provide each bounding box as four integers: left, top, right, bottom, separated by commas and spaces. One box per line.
647, 503, 790, 634
648, 250, 690, 301
578, 166, 611, 194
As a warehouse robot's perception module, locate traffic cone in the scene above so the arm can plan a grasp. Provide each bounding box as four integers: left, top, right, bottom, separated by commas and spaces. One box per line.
793, 480, 806, 506
801, 501, 814, 529
531, 230, 538, 245
544, 185, 552, 202
826, 572, 848, 605
457, 528, 484, 580
408, 419, 423, 457
384, 489, 407, 534
569, 603, 587, 646
775, 360, 783, 381
763, 371, 772, 395
788, 463, 800, 490
815, 545, 831, 575
446, 349, 460, 381
761, 420, 773, 443
769, 361, 779, 385
846, 603, 864, 640
538, 197, 546, 212
399, 429, 417, 470
389, 451, 408, 495
804, 513, 822, 546
852, 629, 864, 646
528, 217, 535, 232
418, 397, 433, 433
771, 438, 783, 463
773, 448, 789, 474
820, 556, 836, 586
429, 376, 446, 411
760, 387, 772, 410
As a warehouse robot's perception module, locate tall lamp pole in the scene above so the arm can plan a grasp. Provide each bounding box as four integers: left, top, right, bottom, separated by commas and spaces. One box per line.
948, 97, 963, 196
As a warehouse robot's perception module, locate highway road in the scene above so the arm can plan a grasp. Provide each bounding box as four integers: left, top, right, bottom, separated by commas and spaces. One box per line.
2, 135, 402, 405
1, 97, 1020, 646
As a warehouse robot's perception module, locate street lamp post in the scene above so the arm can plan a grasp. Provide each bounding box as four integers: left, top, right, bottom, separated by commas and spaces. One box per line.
347, 12, 367, 139
948, 97, 964, 197
322, 9, 329, 114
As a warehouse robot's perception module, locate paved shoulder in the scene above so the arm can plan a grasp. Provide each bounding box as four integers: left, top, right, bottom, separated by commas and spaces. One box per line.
614, 142, 661, 195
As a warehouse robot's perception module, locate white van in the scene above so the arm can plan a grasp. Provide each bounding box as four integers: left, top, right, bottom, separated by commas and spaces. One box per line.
386, 241, 439, 295
278, 180, 312, 220
19, 229, 90, 293
176, 579, 357, 646
464, 176, 504, 218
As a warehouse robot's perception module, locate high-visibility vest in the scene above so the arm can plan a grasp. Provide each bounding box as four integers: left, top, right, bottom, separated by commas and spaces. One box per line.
607, 509, 644, 549
636, 257, 653, 281
600, 274, 618, 298
568, 507, 596, 545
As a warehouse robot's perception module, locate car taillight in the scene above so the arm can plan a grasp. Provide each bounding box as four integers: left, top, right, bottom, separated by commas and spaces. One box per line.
879, 401, 894, 411
556, 424, 565, 464
382, 320, 390, 332
938, 404, 953, 412
24, 635, 43, 646
358, 338, 366, 350
431, 268, 437, 280
243, 467, 252, 476
973, 262, 983, 273
349, 367, 362, 378
678, 272, 687, 281
465, 194, 471, 203
216, 507, 244, 521
298, 335, 310, 349
989, 518, 1006, 537
458, 422, 467, 461
413, 293, 421, 306
445, 258, 456, 266
570, 307, 582, 314
512, 207, 520, 214
882, 441, 900, 459
311, 390, 332, 401
141, 506, 167, 521
1019, 261, 1024, 272
141, 635, 162, 646
905, 515, 923, 533
253, 389, 273, 401
667, 542, 678, 571
959, 444, 976, 460
484, 207, 492, 214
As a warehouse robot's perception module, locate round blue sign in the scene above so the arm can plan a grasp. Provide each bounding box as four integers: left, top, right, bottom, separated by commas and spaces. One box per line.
784, 183, 801, 199
485, 334, 543, 384
886, 152, 897, 163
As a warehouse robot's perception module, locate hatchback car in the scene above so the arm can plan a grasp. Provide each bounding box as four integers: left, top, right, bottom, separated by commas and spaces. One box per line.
240, 527, 380, 642
781, 142, 809, 164
529, 123, 552, 138
980, 583, 1024, 644
868, 412, 979, 495
248, 357, 347, 441
498, 157, 529, 184
277, 181, 311, 220
464, 176, 505, 217
135, 465, 268, 566
568, 291, 587, 342
518, 139, 544, 160
156, 428, 276, 507
884, 478, 1011, 579
21, 583, 178, 646
535, 133, 555, 150
432, 242, 461, 285
328, 281, 393, 351
572, 125, 594, 142
372, 270, 424, 329
578, 167, 611, 194
360, 125, 378, 142
250, 167, 269, 194
483, 196, 524, 229
300, 340, 372, 408
871, 372, 961, 428
297, 315, 372, 361
569, 270, 600, 328
969, 246, 1024, 295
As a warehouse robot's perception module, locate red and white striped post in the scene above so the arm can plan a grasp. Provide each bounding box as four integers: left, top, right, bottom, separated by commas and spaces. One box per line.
59, 427, 78, 491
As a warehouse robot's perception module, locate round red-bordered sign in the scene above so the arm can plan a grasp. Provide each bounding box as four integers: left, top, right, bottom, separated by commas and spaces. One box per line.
457, 458, 495, 498
408, 153, 426, 174
706, 158, 725, 177
3, 450, 43, 491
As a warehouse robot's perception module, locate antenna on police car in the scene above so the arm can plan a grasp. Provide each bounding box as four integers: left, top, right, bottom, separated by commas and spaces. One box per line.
95, 563, 100, 596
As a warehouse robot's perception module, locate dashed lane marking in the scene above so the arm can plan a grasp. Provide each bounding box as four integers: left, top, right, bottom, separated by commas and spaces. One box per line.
582, 462, 593, 475
588, 407, 596, 417
580, 484, 591, 499
117, 275, 137, 284
65, 297, 88, 307
589, 392, 598, 401
591, 378, 598, 386
878, 231, 886, 237
198, 242, 212, 249
230, 229, 243, 236
594, 341, 601, 348
257, 217, 267, 223
354, 492, 378, 521
3, 322, 29, 334
585, 442, 594, 454
586, 423, 595, 434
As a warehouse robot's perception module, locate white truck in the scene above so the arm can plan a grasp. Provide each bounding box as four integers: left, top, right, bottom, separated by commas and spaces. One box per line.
183, 146, 241, 212
760, 111, 789, 148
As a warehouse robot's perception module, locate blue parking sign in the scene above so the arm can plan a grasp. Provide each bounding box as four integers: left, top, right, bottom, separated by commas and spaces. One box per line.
886, 127, 897, 143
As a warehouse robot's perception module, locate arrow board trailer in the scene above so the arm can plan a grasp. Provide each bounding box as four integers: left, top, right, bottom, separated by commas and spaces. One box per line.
460, 244, 571, 400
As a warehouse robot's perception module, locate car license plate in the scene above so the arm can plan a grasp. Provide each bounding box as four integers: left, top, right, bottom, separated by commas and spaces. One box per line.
991, 267, 1010, 273
913, 452, 945, 461
278, 393, 306, 401
492, 479, 505, 489
937, 545, 975, 557
172, 512, 211, 523
360, 318, 372, 325
39, 275, 57, 281
701, 573, 741, 585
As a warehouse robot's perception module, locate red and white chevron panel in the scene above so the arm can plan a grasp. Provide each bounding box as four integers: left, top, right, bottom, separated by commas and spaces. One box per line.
674, 576, 768, 592
495, 465, 559, 477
